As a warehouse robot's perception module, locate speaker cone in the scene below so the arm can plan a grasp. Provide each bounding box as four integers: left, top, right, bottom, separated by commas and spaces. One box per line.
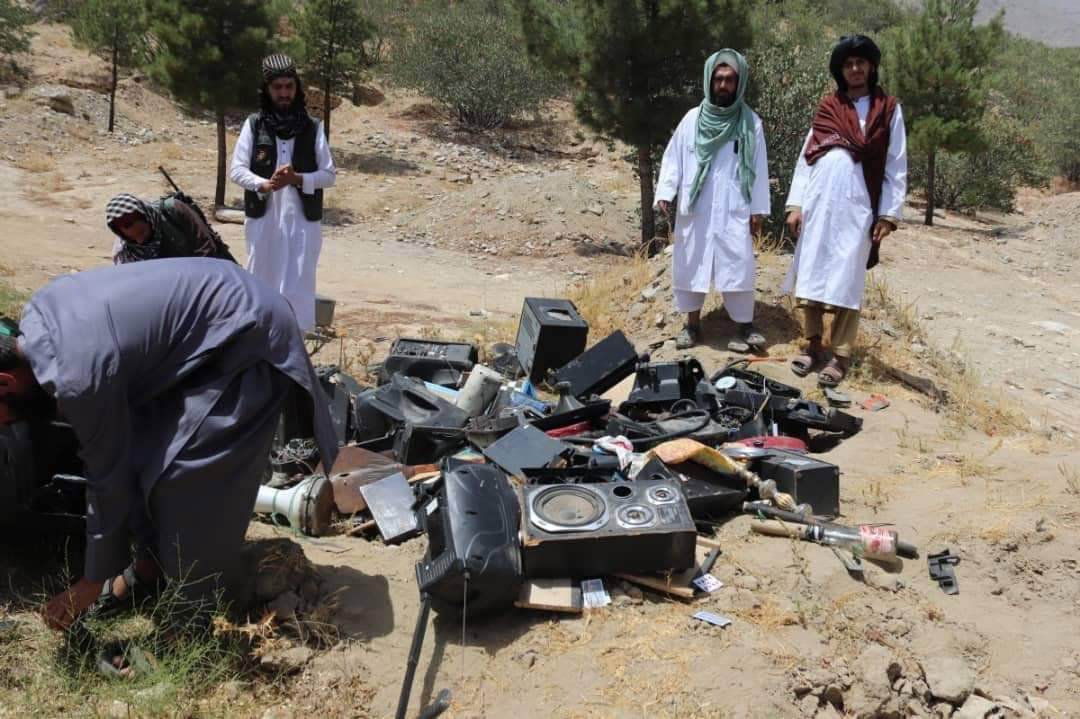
529, 485, 608, 533
616, 504, 656, 529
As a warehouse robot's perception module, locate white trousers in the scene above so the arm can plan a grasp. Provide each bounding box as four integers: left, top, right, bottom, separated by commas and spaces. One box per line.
673, 289, 755, 323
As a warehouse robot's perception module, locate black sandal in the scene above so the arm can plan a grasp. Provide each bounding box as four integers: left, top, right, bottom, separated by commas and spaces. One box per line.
96, 640, 158, 679
84, 564, 163, 622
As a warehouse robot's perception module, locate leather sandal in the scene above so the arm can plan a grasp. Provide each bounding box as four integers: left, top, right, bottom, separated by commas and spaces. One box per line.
84, 564, 163, 622
96, 640, 158, 679
791, 346, 825, 377
818, 357, 849, 387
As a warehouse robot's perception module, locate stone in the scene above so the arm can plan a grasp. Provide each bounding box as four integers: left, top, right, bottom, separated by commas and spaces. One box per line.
624, 584, 644, 602
799, 693, 820, 716
954, 695, 997, 719
845, 645, 900, 719
654, 312, 666, 329
1030, 320, 1071, 335
931, 702, 955, 718
733, 575, 760, 591
261, 708, 294, 719
260, 645, 314, 675
32, 85, 75, 115
923, 656, 975, 705
135, 682, 172, 703
584, 204, 604, 216
628, 302, 647, 320
267, 591, 300, 621
641, 286, 658, 300
1025, 695, 1049, 713
822, 684, 844, 708
219, 680, 246, 701
106, 700, 132, 719
814, 703, 843, 719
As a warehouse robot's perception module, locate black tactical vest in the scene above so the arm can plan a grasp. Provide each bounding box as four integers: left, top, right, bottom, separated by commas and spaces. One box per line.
243, 114, 323, 222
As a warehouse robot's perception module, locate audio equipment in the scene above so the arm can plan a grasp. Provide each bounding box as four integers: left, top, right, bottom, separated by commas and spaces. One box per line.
379, 338, 478, 388
553, 330, 638, 399
520, 478, 696, 578
253, 475, 335, 536
636, 456, 746, 519
753, 449, 840, 518
515, 298, 588, 384
415, 463, 523, 616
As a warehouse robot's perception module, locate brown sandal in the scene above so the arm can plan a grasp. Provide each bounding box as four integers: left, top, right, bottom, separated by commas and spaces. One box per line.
791, 346, 825, 377
818, 357, 848, 387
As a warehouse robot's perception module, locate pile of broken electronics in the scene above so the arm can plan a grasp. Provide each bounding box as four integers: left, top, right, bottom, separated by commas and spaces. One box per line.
258, 297, 919, 618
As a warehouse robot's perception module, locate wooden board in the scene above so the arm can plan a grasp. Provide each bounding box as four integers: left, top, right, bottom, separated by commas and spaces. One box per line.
615, 536, 722, 599
515, 578, 582, 613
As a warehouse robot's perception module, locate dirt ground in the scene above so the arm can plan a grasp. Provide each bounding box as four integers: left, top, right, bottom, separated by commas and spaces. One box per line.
2, 24, 1079, 719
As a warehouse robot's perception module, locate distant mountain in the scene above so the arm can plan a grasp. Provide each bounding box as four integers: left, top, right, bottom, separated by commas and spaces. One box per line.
979, 0, 1080, 47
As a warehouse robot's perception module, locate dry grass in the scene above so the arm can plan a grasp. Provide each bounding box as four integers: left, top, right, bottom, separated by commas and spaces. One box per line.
860, 274, 1029, 437
1060, 463, 1080, 496
14, 152, 57, 173
568, 250, 654, 341
159, 142, 185, 162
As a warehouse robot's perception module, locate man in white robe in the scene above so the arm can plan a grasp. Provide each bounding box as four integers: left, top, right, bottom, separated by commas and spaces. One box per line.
230, 54, 336, 331
783, 35, 907, 386
656, 49, 770, 351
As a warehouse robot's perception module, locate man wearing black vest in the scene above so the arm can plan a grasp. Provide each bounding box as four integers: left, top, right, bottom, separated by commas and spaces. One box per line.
229, 54, 336, 331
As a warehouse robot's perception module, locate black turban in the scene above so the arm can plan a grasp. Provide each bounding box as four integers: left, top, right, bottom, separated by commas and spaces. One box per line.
829, 35, 881, 91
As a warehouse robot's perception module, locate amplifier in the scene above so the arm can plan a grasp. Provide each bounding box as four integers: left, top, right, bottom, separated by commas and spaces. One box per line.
415, 463, 523, 615
753, 449, 840, 518
521, 479, 696, 578
553, 330, 638, 399
378, 338, 478, 388
636, 457, 746, 519
515, 298, 588, 384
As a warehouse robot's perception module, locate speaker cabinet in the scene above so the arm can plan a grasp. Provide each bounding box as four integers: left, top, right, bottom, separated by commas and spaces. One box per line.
521, 479, 696, 578
515, 298, 588, 384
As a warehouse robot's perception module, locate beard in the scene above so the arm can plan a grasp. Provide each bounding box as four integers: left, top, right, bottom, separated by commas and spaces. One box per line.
712, 90, 735, 107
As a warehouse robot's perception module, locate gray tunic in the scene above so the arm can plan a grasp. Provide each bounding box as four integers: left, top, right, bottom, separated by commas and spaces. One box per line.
17, 258, 338, 582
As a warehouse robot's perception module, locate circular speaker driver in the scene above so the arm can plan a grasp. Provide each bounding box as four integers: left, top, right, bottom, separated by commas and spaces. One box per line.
529, 485, 608, 533
646, 485, 679, 505
616, 504, 656, 529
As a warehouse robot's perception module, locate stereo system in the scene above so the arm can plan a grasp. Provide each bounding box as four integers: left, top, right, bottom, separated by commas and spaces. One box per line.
520, 478, 696, 578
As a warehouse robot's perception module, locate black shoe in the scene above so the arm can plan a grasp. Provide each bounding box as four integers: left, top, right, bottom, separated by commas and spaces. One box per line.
675, 324, 700, 350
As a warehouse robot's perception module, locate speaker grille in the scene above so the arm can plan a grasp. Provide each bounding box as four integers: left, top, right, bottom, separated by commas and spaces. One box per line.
529, 485, 607, 533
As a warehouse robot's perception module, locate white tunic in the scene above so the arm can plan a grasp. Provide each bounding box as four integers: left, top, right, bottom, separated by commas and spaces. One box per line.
783, 97, 907, 310
229, 119, 336, 330
655, 108, 770, 293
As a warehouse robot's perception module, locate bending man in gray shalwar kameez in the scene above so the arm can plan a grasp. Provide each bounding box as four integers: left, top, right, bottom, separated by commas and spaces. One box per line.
0, 259, 339, 632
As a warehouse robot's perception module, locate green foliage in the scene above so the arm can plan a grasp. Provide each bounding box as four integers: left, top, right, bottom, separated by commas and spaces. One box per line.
910, 113, 1048, 213
356, 0, 410, 71
890, 0, 1004, 223
989, 36, 1080, 183
146, 0, 273, 117
0, 0, 34, 57
146, 0, 274, 205
518, 0, 753, 246
392, 1, 559, 129
72, 0, 149, 131
294, 0, 373, 136
34, 0, 83, 22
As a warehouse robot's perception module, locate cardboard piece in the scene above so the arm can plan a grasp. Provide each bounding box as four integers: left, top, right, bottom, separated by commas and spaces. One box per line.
515, 578, 583, 613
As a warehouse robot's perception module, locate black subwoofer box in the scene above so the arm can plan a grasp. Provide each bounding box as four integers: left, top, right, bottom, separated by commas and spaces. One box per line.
515, 298, 588, 384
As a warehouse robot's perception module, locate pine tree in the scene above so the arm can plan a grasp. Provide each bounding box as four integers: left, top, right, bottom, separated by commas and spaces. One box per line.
890, 0, 1003, 226
519, 0, 753, 250
294, 0, 373, 139
72, 0, 148, 133
146, 0, 274, 207
0, 0, 34, 58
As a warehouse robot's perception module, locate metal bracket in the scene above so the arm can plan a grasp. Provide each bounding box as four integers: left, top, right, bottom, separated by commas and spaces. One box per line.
928, 549, 960, 594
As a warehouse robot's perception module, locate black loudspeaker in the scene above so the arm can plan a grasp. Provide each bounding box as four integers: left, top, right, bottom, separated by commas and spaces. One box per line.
753, 449, 840, 518
378, 338, 478, 388
521, 479, 696, 578
368, 375, 470, 429
553, 330, 638, 399
415, 464, 523, 616
636, 457, 747, 519
515, 298, 588, 384
620, 357, 707, 416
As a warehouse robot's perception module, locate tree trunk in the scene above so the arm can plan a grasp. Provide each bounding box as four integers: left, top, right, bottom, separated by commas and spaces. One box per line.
923, 148, 936, 226
215, 110, 226, 208
108, 38, 117, 133
637, 145, 656, 253
323, 77, 332, 139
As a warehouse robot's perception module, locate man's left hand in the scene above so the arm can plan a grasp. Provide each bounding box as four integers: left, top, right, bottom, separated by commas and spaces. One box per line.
42, 577, 104, 631
751, 214, 765, 238
273, 165, 301, 188
872, 219, 896, 244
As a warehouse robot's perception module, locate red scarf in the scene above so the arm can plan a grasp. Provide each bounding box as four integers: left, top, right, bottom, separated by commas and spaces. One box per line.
805, 88, 897, 217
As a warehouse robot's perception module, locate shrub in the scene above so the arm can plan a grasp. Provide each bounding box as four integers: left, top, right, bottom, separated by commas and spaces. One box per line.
391, 1, 559, 129
909, 113, 1048, 213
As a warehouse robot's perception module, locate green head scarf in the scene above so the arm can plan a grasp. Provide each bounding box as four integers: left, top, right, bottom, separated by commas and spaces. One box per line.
688, 49, 756, 210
